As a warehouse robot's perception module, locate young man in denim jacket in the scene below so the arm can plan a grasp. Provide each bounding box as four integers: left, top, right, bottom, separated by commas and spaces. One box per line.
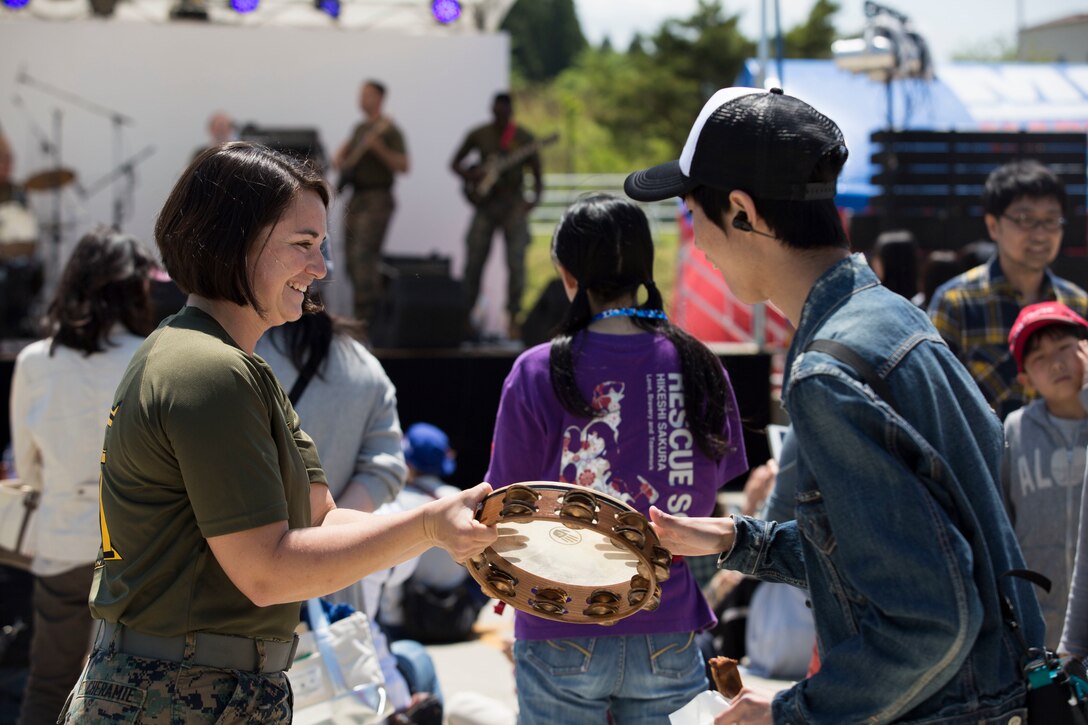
626, 87, 1045, 724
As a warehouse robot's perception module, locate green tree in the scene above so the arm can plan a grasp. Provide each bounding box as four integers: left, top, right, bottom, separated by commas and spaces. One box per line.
502, 0, 587, 82
614, 1, 753, 151
513, 0, 753, 173
783, 0, 840, 59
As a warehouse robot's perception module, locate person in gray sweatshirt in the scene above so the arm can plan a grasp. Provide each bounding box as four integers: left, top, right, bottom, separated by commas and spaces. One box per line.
256, 306, 407, 512
1003, 300, 1088, 651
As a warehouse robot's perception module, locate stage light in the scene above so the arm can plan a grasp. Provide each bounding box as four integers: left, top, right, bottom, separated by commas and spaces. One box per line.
170, 0, 209, 20
315, 0, 339, 18
431, 0, 460, 24
2, 0, 31, 10
229, 0, 259, 13
832, 1, 931, 82
89, 0, 118, 16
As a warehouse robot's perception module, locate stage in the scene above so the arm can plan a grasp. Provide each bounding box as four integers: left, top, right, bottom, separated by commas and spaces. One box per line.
0, 341, 773, 490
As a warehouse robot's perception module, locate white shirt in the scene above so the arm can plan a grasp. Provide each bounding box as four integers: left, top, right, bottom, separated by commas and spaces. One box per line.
9, 328, 144, 575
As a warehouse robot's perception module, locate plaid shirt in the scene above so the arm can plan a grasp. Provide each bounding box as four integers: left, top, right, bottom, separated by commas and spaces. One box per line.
928, 256, 1088, 420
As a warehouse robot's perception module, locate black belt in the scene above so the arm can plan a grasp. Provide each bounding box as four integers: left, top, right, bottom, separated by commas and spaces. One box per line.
95, 621, 298, 673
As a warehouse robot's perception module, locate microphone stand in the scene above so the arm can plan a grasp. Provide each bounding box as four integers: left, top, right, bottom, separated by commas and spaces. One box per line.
10, 89, 67, 279
81, 145, 157, 222
17, 68, 136, 229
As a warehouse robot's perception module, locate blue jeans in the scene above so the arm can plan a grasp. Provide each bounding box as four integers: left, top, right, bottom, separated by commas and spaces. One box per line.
514, 632, 707, 724
391, 638, 443, 703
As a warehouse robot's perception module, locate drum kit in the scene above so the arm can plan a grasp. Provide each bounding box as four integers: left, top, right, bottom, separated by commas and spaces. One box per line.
0, 167, 80, 257
466, 482, 672, 625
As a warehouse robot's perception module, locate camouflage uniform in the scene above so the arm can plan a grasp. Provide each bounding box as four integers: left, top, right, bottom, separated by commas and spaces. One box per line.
59, 631, 292, 724
452, 122, 538, 323
345, 187, 395, 325
342, 119, 406, 325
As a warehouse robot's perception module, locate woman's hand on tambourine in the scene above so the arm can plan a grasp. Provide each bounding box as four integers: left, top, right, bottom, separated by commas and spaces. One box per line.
648, 506, 735, 558
423, 482, 498, 562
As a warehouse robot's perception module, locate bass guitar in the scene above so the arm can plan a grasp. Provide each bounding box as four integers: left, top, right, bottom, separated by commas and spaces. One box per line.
462, 132, 558, 206
336, 117, 392, 193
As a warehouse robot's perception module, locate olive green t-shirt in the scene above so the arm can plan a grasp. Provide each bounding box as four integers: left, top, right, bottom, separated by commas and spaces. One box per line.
348, 119, 406, 190
90, 306, 326, 640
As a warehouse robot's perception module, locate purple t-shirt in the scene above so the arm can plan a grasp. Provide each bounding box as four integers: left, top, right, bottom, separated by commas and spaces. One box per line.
485, 331, 748, 640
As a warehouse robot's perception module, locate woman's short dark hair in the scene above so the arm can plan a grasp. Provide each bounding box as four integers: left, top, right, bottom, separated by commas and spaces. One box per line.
982, 160, 1067, 218
155, 142, 330, 315
690, 143, 849, 251
548, 194, 735, 460
47, 226, 156, 357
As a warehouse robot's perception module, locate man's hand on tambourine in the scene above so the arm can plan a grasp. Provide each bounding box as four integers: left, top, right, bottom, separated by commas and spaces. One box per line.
648, 506, 735, 558
423, 482, 498, 562
713, 688, 773, 725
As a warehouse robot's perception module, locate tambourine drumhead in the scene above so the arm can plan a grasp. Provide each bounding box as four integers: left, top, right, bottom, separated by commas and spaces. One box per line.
467, 481, 671, 625
492, 518, 641, 586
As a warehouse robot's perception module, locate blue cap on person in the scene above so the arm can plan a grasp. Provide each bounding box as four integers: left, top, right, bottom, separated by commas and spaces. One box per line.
403, 422, 456, 477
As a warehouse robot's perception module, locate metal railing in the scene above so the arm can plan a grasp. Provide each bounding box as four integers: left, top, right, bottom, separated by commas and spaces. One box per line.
530, 173, 681, 237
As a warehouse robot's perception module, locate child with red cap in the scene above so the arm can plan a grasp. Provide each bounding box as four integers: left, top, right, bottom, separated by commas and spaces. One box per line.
1004, 301, 1088, 651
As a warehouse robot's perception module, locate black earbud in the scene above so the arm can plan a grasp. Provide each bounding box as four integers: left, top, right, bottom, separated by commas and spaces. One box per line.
731, 212, 777, 239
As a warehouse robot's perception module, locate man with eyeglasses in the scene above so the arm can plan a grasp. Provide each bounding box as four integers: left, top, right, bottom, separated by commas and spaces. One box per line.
929, 159, 1088, 420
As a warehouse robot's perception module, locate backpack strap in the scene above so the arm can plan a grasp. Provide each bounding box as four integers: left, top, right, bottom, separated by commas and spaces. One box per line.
806, 337, 1055, 661
288, 354, 322, 406
804, 339, 898, 414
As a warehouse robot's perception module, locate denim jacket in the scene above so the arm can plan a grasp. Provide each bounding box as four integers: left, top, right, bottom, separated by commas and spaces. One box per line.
723, 255, 1045, 724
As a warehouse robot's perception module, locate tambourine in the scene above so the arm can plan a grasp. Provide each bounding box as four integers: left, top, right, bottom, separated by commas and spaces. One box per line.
465, 481, 671, 625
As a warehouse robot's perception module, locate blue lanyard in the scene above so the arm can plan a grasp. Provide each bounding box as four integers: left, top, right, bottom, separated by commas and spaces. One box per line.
590, 307, 668, 323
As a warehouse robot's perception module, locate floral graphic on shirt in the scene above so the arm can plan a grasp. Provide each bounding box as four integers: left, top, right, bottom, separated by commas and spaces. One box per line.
559, 381, 634, 503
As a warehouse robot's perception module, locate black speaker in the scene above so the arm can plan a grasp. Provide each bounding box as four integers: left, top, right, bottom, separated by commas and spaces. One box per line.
238, 125, 328, 174
370, 256, 466, 349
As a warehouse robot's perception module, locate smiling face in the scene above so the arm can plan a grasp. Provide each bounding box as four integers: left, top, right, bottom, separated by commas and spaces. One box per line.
248, 189, 328, 330
986, 195, 1064, 276
1020, 327, 1085, 405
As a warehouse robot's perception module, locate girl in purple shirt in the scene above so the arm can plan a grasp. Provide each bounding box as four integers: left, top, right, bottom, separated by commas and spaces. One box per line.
485, 194, 748, 723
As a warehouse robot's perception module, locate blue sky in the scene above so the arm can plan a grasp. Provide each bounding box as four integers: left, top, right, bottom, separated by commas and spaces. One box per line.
574, 0, 1088, 65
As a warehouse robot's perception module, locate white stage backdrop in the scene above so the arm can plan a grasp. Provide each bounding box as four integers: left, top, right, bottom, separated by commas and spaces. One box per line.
0, 19, 513, 330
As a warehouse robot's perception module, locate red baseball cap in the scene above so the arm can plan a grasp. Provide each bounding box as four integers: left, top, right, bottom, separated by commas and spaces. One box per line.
1009, 301, 1088, 371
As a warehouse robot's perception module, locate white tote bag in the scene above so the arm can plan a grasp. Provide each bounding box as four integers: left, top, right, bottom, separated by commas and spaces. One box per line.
290, 599, 394, 725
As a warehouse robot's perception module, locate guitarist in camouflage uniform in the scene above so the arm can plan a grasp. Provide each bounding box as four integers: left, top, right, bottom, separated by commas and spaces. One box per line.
451, 92, 544, 341
333, 80, 409, 326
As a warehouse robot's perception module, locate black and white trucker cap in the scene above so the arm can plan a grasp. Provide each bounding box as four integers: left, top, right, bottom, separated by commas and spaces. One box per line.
624, 87, 847, 203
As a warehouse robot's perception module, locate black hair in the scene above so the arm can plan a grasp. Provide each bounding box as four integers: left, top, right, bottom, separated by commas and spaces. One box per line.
920, 249, 960, 309
872, 229, 919, 300
365, 79, 387, 98
548, 194, 733, 460
493, 92, 513, 108
982, 160, 1067, 218
690, 143, 849, 250
272, 301, 363, 382
155, 142, 329, 316
47, 226, 156, 357
1022, 323, 1088, 367
958, 239, 997, 271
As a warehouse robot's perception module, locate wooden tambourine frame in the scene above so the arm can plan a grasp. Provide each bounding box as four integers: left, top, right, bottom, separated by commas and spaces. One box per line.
466, 481, 671, 625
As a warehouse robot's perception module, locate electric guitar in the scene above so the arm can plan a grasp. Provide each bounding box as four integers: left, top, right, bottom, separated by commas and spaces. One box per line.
462, 132, 558, 206
336, 117, 393, 193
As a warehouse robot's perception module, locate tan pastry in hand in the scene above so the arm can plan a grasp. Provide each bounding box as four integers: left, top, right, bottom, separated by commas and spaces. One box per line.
708, 655, 743, 698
